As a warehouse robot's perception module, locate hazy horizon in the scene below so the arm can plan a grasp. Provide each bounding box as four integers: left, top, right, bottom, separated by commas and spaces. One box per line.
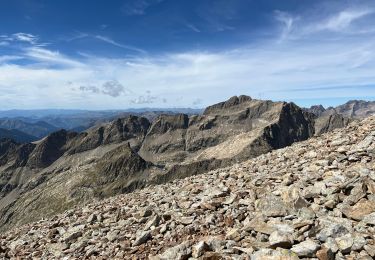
1, 0, 374, 109
0, 95, 374, 112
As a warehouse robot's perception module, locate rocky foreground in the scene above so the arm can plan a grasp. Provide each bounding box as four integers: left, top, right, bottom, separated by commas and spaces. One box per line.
1, 116, 375, 259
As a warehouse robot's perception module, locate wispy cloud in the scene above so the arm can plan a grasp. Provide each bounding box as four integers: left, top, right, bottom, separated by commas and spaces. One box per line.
63, 32, 146, 54
94, 35, 147, 54
317, 9, 374, 32
185, 23, 201, 33
24, 47, 83, 67
121, 0, 164, 16
0, 32, 48, 47
274, 10, 297, 41
0, 55, 23, 63
12, 32, 38, 44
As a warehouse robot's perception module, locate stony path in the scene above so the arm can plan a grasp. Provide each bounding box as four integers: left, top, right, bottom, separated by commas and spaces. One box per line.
1, 116, 375, 259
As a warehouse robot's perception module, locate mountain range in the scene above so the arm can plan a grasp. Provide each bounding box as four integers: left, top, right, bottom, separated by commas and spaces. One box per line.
1, 102, 374, 259
0, 109, 203, 140
0, 97, 374, 233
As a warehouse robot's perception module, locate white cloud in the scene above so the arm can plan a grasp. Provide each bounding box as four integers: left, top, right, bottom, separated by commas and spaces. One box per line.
324, 9, 373, 31
308, 9, 374, 33
274, 10, 297, 40
0, 55, 23, 63
24, 47, 83, 67
1, 3, 375, 109
1, 34, 375, 110
13, 32, 38, 44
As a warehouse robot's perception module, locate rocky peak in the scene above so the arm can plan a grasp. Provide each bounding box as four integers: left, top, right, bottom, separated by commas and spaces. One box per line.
203, 95, 252, 115
147, 113, 189, 135
306, 105, 326, 117
27, 129, 77, 168
67, 115, 150, 154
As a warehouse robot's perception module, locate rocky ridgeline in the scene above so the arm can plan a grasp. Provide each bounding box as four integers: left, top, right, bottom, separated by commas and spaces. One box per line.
1, 116, 375, 259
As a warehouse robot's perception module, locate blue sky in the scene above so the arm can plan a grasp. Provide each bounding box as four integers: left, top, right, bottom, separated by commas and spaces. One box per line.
0, 0, 375, 109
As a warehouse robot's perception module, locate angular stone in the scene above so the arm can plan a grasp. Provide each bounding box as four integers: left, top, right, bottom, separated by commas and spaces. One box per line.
291, 240, 320, 257
335, 234, 353, 253
225, 228, 241, 241
106, 230, 119, 242
352, 234, 367, 251
323, 238, 339, 254
251, 248, 299, 260
362, 212, 375, 225
177, 216, 195, 225
316, 246, 334, 260
159, 241, 192, 260
269, 230, 294, 249
364, 244, 375, 257
133, 231, 151, 246
192, 241, 209, 258
144, 215, 161, 230
87, 214, 97, 224
243, 218, 275, 235
341, 199, 375, 221
256, 195, 289, 217
62, 225, 85, 242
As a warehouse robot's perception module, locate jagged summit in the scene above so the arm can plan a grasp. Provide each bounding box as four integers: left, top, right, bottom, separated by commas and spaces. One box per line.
1, 115, 374, 259
306, 105, 326, 117
203, 95, 253, 115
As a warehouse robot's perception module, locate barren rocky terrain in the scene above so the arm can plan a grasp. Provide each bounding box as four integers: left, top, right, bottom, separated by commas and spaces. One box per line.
0, 96, 319, 231
1, 115, 374, 259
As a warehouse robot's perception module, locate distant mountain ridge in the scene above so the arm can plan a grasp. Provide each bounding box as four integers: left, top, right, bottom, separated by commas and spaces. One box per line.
305, 99, 375, 119
0, 128, 37, 143
0, 109, 203, 141
0, 119, 58, 139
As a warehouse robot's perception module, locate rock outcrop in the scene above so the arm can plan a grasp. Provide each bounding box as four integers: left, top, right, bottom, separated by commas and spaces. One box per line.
314, 113, 352, 136
1, 115, 374, 259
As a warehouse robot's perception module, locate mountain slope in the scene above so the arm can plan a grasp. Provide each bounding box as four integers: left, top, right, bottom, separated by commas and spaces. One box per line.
1, 116, 374, 259
0, 96, 318, 232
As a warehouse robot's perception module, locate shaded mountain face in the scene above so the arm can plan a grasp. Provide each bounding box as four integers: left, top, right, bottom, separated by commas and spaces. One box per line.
0, 96, 319, 231
0, 128, 38, 143
0, 119, 57, 139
